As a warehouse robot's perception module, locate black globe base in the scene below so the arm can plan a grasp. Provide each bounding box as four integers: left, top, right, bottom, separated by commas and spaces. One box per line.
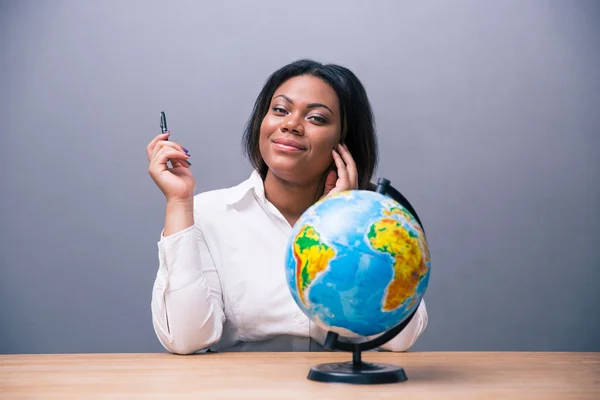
308, 361, 407, 384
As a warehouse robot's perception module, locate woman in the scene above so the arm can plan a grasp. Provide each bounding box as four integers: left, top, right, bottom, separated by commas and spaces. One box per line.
146, 59, 428, 354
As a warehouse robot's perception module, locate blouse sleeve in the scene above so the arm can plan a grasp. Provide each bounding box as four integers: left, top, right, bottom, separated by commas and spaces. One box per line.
378, 300, 428, 352
151, 217, 225, 354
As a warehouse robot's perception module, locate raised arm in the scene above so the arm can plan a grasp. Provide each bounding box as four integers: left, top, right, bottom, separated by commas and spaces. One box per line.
147, 131, 225, 354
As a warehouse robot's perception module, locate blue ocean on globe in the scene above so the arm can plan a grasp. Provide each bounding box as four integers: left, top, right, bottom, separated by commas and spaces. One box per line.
284, 190, 430, 338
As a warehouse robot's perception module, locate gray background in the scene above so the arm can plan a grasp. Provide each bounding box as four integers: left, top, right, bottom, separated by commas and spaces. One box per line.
1, 0, 598, 354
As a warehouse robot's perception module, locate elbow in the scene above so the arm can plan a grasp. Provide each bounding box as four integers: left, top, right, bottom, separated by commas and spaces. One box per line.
163, 341, 198, 356
158, 324, 223, 355
153, 309, 224, 355
381, 301, 428, 352
384, 333, 421, 352
164, 339, 212, 356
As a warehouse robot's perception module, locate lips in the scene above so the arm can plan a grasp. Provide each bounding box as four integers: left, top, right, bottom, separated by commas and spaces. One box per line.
272, 138, 306, 150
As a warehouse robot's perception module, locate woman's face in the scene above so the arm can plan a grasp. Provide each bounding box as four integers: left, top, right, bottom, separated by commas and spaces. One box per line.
259, 75, 341, 185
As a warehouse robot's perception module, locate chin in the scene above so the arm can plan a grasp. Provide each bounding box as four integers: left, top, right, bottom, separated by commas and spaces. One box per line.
265, 161, 310, 184
268, 163, 303, 182
261, 147, 326, 185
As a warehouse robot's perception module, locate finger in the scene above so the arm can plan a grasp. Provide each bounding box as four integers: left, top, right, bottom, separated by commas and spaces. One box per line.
156, 141, 189, 155
146, 131, 171, 161
337, 144, 358, 188
170, 159, 183, 168
151, 145, 191, 171
152, 146, 190, 167
319, 169, 338, 200
324, 169, 337, 190
171, 158, 192, 168
151, 140, 189, 162
166, 144, 191, 168
332, 148, 349, 184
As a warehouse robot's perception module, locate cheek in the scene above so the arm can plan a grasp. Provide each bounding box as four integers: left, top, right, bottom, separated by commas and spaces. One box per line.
258, 118, 271, 146
258, 117, 276, 154
260, 114, 278, 135
311, 131, 339, 155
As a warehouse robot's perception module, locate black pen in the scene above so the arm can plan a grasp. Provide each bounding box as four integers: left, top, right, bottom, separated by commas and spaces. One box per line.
160, 111, 191, 166
160, 111, 168, 136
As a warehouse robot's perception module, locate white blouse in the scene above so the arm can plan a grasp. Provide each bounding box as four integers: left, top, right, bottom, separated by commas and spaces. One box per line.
151, 170, 428, 354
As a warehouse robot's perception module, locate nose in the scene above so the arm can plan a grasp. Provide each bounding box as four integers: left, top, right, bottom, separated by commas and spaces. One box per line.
280, 114, 304, 136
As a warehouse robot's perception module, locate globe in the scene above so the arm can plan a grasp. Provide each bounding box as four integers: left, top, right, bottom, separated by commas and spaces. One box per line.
284, 189, 431, 340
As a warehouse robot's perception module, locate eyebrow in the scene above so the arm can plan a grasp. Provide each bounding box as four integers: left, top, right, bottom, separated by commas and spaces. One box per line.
273, 94, 334, 115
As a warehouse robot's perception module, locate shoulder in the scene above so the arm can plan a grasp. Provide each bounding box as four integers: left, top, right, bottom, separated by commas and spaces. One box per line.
192, 170, 260, 216
192, 185, 238, 210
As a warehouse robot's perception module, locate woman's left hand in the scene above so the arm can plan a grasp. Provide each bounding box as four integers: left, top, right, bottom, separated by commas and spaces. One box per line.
321, 143, 358, 199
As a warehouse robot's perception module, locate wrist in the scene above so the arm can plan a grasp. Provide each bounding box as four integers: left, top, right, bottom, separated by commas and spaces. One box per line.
164, 198, 194, 237
166, 197, 194, 209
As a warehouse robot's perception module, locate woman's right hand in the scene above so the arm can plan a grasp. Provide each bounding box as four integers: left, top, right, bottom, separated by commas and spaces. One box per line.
147, 131, 195, 202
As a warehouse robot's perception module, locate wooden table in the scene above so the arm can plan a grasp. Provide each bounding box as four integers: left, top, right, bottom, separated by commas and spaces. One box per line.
1, 352, 599, 399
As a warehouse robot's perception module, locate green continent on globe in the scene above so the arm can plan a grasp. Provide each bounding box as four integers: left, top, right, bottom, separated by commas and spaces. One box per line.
293, 225, 336, 306
368, 214, 428, 312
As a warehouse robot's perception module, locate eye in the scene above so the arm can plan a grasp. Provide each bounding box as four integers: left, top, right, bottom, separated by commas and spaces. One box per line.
272, 106, 288, 114
308, 115, 327, 124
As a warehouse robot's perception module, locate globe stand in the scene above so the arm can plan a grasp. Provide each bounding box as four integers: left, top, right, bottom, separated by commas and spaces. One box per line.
307, 304, 419, 384
375, 177, 424, 228
307, 178, 426, 385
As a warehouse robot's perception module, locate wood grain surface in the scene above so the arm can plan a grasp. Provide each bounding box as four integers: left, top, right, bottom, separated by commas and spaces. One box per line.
1, 352, 599, 399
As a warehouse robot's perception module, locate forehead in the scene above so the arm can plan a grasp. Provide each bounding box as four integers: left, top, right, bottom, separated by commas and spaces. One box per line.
272, 75, 339, 110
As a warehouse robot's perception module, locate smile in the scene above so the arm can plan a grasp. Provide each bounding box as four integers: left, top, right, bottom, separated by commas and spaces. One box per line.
272, 138, 306, 152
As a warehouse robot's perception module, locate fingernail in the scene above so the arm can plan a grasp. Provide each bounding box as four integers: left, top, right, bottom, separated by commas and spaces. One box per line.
182, 147, 189, 154
332, 147, 338, 152
186, 160, 192, 166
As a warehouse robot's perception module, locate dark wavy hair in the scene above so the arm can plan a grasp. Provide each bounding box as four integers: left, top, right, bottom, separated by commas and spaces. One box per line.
242, 59, 378, 190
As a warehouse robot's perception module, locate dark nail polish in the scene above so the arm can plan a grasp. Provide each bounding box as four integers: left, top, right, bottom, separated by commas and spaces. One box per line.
186, 159, 192, 166
182, 147, 189, 154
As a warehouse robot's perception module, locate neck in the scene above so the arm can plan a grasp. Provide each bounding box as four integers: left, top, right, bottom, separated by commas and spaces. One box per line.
263, 170, 325, 227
